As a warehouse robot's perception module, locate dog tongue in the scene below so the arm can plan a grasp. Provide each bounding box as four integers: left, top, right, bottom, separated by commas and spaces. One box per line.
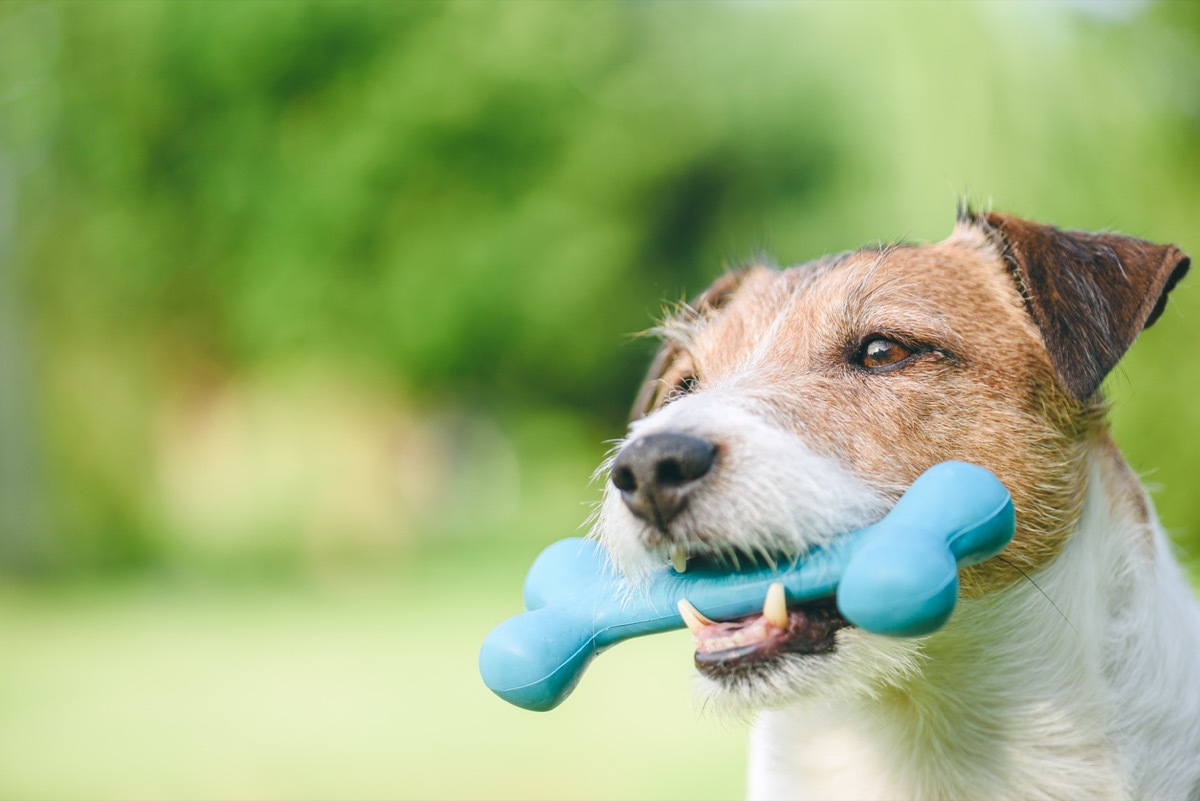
695, 603, 849, 668
678, 582, 849, 665
693, 613, 781, 655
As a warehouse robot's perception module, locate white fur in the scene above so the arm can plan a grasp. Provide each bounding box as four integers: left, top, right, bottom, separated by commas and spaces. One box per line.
593, 248, 1200, 798
595, 389, 888, 580
746, 452, 1200, 801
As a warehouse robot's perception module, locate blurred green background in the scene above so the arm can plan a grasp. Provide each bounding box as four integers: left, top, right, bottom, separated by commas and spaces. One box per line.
1, 1, 1198, 799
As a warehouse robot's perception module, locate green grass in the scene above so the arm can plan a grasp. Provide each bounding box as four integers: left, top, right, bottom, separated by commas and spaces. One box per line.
0, 567, 748, 801
1, 550, 1196, 801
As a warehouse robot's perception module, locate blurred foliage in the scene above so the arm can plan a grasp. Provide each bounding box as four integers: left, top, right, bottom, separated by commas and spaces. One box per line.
1, 3, 1200, 800
3, 0, 1200, 572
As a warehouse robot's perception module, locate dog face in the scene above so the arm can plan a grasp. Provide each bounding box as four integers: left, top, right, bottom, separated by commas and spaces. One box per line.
595, 211, 1188, 707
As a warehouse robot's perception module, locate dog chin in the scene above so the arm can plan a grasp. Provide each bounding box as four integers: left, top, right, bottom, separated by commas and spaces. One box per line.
693, 630, 926, 716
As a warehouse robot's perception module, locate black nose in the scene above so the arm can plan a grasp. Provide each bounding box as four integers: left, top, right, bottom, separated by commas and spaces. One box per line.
610, 433, 716, 532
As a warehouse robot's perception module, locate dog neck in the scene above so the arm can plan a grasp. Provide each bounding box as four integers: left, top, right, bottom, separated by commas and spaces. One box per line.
748, 437, 1200, 801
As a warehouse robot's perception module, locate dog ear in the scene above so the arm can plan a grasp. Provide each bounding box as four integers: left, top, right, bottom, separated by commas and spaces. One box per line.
977, 212, 1190, 402
630, 269, 749, 421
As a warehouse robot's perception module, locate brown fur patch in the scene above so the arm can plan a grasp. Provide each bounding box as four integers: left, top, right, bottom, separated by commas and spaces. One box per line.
641, 232, 1104, 596
974, 212, 1189, 402
634, 213, 1190, 596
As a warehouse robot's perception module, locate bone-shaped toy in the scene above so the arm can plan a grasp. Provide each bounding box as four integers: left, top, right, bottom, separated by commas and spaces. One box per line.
479, 461, 1014, 711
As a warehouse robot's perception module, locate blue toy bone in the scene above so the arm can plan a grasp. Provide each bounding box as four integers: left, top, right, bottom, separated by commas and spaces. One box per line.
479, 461, 1015, 712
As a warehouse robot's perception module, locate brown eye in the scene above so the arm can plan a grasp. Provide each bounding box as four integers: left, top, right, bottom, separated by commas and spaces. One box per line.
858, 338, 914, 369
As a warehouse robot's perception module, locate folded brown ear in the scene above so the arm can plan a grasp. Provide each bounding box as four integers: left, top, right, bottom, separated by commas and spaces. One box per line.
980, 212, 1190, 402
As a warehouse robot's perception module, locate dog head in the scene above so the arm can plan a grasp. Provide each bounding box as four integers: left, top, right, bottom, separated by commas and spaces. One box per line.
594, 210, 1189, 708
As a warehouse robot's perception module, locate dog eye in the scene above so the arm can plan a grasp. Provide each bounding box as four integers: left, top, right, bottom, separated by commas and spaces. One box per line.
673, 373, 698, 395
857, 338, 914, 370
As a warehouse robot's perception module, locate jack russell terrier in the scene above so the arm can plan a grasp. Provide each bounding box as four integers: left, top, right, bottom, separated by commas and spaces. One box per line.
595, 209, 1199, 800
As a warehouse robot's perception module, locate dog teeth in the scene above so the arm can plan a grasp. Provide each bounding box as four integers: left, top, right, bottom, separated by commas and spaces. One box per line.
763, 582, 789, 628
677, 598, 715, 634
671, 545, 687, 573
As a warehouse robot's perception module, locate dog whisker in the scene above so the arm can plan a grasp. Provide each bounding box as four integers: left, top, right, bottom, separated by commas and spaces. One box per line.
994, 554, 1078, 637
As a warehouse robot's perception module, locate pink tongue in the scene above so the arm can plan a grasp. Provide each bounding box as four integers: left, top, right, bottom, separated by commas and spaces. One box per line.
691, 599, 850, 668
693, 613, 780, 654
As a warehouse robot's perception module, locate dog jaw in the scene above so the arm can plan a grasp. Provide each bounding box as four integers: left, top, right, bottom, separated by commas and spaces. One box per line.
692, 626, 927, 716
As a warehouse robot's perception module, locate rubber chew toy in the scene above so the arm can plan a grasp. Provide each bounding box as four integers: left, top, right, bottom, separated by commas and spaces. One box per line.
479, 461, 1014, 711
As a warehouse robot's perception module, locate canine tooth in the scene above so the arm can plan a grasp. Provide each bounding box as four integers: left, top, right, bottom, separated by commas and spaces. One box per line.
677, 598, 715, 634
764, 582, 789, 628
671, 545, 687, 573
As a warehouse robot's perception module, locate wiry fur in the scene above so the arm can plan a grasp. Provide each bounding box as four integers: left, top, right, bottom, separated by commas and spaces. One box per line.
593, 213, 1200, 799
747, 449, 1200, 800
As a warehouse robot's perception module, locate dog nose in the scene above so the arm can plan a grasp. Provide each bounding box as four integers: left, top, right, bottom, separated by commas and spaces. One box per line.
610, 433, 716, 531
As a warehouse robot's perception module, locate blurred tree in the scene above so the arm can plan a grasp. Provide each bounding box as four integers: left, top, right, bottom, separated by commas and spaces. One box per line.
0, 156, 52, 573
2, 1, 1198, 571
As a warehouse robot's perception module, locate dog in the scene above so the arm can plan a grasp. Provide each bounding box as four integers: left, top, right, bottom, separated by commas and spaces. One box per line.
594, 209, 1200, 800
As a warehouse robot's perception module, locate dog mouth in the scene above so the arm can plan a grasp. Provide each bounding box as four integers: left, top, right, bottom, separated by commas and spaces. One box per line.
680, 581, 851, 679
